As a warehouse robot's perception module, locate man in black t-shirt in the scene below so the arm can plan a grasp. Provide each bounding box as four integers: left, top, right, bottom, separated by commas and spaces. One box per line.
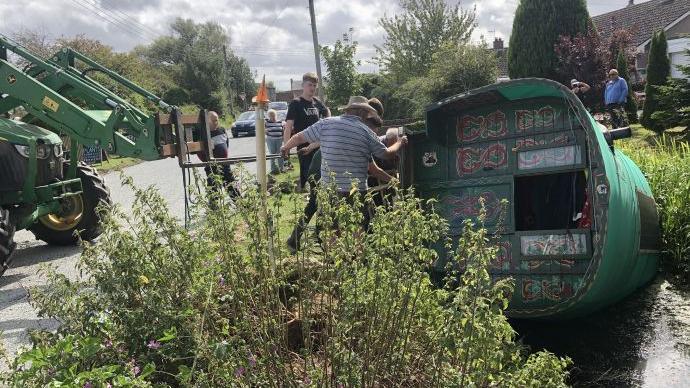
284, 72, 330, 190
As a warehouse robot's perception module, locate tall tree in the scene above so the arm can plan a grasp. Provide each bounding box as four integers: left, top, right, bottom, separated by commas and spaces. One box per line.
652, 50, 690, 130
509, 0, 591, 81
321, 38, 360, 111
641, 30, 671, 132
376, 0, 476, 82
617, 50, 639, 123
138, 18, 252, 114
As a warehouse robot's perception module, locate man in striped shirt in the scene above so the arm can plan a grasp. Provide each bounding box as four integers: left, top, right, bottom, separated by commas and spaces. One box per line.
280, 96, 406, 229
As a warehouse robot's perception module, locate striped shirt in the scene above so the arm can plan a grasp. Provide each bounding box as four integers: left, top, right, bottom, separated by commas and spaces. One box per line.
266, 120, 284, 138
301, 115, 387, 192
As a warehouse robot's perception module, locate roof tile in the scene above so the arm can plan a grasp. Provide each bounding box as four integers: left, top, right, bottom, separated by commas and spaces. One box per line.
592, 0, 690, 47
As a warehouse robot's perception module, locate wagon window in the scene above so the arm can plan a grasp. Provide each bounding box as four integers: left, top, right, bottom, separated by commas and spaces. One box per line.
514, 171, 587, 231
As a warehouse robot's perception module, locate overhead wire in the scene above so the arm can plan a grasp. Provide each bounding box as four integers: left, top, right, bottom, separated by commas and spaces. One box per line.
80, 0, 159, 40
78, 0, 159, 40
99, 0, 162, 38
67, 0, 157, 41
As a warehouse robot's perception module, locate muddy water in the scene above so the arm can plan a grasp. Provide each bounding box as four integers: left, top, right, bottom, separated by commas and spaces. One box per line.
512, 275, 690, 387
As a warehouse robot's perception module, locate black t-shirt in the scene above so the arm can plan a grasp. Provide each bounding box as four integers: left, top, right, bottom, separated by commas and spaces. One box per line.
286, 96, 328, 134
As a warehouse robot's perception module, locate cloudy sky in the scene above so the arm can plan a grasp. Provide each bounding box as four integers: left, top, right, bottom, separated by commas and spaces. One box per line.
0, 0, 644, 90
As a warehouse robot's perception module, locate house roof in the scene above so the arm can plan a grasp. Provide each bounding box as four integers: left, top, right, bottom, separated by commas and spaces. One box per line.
592, 0, 690, 48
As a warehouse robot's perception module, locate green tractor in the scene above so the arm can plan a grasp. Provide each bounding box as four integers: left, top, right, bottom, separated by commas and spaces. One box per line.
0, 119, 109, 269
0, 35, 223, 274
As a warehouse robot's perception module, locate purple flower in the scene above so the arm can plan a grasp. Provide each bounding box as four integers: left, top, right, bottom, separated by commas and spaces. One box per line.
147, 340, 161, 350
83, 382, 93, 388
234, 366, 245, 378
303, 376, 311, 385
218, 275, 225, 287
130, 359, 141, 376
248, 353, 256, 367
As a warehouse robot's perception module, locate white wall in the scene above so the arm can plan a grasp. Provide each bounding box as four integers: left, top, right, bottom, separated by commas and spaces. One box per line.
668, 38, 690, 79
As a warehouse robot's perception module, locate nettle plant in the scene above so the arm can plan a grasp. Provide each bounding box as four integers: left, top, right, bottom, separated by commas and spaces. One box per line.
2, 170, 570, 387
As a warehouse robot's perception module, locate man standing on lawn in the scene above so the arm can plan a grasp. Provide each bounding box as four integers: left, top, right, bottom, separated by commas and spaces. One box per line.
604, 69, 629, 129
280, 96, 406, 232
284, 72, 330, 191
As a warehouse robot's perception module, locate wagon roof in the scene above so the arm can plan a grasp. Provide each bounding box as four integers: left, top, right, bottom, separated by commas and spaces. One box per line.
425, 78, 593, 141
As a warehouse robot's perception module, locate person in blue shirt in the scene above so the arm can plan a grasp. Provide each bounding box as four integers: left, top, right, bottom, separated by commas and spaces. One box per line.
604, 69, 629, 129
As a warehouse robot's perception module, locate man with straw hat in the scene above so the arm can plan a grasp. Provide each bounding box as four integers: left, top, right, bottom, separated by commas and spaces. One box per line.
281, 96, 406, 231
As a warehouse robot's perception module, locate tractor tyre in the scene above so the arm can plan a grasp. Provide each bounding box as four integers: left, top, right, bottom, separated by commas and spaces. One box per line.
0, 208, 16, 275
30, 162, 112, 246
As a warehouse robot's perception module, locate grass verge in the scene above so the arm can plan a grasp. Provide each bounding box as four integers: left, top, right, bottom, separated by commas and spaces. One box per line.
93, 155, 141, 173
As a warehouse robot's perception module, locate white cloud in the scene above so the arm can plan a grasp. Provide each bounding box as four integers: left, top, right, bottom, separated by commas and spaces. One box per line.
0, 0, 649, 91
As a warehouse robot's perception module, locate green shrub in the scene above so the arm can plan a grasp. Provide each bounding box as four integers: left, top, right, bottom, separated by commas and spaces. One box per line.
2, 174, 570, 386
620, 137, 690, 277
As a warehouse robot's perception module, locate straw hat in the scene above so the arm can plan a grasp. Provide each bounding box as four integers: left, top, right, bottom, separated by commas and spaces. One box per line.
339, 96, 380, 117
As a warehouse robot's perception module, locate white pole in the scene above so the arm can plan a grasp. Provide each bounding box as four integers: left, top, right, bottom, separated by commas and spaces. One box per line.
255, 106, 267, 192
254, 77, 274, 273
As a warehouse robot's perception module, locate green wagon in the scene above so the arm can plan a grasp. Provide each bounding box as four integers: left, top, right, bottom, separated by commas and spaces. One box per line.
403, 78, 660, 319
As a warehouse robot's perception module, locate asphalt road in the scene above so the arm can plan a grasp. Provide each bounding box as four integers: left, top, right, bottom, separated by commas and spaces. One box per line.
0, 136, 261, 369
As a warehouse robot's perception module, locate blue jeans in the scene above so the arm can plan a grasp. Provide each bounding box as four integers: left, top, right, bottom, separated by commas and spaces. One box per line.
266, 137, 283, 174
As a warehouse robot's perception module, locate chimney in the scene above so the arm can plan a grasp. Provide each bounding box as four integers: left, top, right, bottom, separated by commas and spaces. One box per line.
493, 37, 504, 50
628, 0, 634, 6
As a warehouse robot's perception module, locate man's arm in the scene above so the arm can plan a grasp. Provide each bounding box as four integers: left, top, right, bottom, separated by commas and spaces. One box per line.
298, 141, 320, 155
378, 136, 408, 160
284, 99, 299, 145
282, 120, 322, 157
283, 120, 294, 145
281, 132, 307, 157
368, 161, 393, 183
620, 79, 629, 103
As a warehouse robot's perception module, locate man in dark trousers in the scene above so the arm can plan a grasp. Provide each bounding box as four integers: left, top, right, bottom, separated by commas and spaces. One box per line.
201, 111, 240, 202
283, 72, 330, 191
604, 69, 629, 129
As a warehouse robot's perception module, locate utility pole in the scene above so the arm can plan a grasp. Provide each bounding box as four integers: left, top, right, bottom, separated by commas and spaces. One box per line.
223, 45, 234, 116
308, 0, 323, 99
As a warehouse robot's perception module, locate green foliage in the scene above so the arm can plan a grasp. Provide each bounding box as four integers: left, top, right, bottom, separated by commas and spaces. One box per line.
620, 137, 690, 277
426, 44, 498, 102
2, 173, 570, 386
371, 0, 499, 120
509, 0, 591, 81
651, 50, 690, 130
641, 30, 671, 132
6, 334, 153, 387
390, 44, 498, 118
376, 0, 476, 82
138, 18, 253, 114
321, 38, 360, 112
617, 50, 639, 124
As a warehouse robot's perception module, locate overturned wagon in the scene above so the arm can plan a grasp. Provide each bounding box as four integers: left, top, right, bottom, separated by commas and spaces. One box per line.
402, 78, 660, 319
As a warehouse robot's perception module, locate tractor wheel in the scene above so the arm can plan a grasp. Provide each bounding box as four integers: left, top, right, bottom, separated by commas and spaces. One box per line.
0, 208, 16, 275
30, 162, 112, 246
